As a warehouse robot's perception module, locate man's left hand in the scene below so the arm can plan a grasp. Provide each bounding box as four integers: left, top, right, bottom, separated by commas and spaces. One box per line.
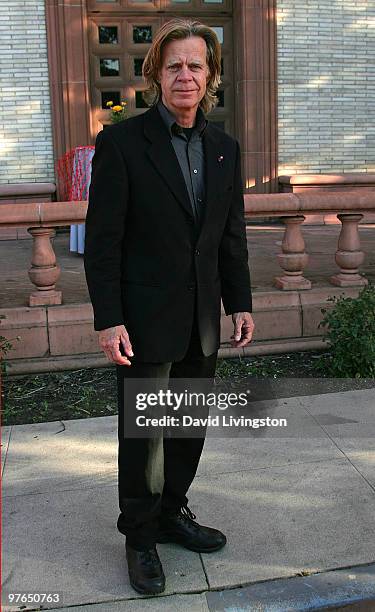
230, 312, 255, 348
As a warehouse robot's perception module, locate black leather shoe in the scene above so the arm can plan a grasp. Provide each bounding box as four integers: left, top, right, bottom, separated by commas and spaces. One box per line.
125, 542, 165, 595
157, 505, 227, 553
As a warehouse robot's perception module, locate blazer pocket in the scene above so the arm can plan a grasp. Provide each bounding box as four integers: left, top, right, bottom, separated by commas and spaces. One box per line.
216, 185, 233, 203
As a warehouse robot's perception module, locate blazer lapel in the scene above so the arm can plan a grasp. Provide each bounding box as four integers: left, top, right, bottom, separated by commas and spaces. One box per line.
143, 105, 195, 222
194, 124, 226, 245
202, 124, 224, 222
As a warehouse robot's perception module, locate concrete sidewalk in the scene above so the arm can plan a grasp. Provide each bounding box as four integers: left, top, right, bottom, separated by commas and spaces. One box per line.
2, 387, 375, 611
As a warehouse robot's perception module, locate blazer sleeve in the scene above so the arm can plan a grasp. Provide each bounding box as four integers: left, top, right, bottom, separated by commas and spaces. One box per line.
218, 140, 252, 316
84, 128, 129, 331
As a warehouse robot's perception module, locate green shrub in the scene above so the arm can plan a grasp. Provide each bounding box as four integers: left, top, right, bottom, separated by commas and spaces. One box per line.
314, 282, 375, 378
0, 314, 20, 377
0, 314, 12, 356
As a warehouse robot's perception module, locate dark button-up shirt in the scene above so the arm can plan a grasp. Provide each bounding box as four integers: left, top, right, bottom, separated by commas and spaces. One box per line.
157, 99, 208, 227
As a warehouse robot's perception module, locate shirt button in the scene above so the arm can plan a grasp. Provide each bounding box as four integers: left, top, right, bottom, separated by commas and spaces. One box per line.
193, 169, 198, 174
197, 197, 202, 202
195, 249, 200, 256
188, 284, 195, 291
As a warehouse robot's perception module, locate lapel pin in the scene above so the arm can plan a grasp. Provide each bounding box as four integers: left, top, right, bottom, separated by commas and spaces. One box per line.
218, 155, 224, 163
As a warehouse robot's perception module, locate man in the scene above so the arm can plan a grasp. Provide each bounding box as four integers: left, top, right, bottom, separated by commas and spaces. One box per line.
84, 17, 254, 595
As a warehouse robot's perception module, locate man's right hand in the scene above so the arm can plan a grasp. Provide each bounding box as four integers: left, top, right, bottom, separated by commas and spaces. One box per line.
98, 324, 133, 366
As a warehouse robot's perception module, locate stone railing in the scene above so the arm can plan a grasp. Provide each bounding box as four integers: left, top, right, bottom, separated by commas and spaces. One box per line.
0, 191, 374, 307
244, 191, 374, 290
0, 201, 86, 306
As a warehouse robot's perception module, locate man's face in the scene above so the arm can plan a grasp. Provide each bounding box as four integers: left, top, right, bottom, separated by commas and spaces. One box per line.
158, 36, 210, 114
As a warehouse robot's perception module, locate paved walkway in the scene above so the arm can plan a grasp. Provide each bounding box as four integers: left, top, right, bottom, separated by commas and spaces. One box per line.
2, 386, 375, 611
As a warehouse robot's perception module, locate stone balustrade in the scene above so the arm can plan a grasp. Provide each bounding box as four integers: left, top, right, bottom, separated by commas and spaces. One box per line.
244, 191, 375, 291
0, 201, 86, 306
0, 192, 374, 307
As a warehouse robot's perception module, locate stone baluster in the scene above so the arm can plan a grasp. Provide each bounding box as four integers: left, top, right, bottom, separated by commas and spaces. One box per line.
27, 227, 62, 306
330, 213, 368, 287
274, 215, 311, 290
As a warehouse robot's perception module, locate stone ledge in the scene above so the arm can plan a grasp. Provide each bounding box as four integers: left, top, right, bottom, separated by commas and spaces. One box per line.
0, 306, 49, 359
1, 286, 359, 372
4, 337, 328, 376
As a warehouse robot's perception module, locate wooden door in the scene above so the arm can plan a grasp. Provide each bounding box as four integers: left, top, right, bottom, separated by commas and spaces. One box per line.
87, 0, 234, 134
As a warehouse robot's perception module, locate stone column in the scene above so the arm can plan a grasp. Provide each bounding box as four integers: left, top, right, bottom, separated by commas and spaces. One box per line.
233, 0, 278, 193
274, 216, 311, 290
330, 213, 368, 287
45, 0, 92, 199
28, 227, 62, 306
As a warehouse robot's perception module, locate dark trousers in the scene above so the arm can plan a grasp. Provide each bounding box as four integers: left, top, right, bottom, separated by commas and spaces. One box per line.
116, 297, 218, 550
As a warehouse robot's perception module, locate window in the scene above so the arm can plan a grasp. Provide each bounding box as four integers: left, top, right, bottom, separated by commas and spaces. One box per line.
133, 26, 152, 44
217, 90, 224, 107
101, 91, 121, 108
211, 26, 223, 44
134, 58, 144, 76
135, 91, 149, 108
100, 58, 120, 77
98, 26, 118, 44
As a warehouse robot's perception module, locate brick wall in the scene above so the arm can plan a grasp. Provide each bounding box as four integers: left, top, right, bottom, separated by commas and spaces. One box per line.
0, 0, 54, 184
277, 1, 375, 175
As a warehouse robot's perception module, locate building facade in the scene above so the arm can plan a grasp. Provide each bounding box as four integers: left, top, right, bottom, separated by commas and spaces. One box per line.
0, 0, 374, 196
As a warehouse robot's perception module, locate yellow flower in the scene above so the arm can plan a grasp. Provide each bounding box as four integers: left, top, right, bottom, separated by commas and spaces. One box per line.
106, 100, 113, 107
121, 101, 127, 106
112, 105, 123, 112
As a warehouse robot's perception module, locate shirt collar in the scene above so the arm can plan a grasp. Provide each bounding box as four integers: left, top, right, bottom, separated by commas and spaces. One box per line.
157, 99, 208, 139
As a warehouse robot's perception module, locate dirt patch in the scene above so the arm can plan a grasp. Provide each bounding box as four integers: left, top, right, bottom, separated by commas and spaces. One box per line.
2, 350, 373, 425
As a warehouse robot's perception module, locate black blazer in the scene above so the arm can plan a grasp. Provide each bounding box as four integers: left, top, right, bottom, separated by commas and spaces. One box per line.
84, 103, 252, 362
